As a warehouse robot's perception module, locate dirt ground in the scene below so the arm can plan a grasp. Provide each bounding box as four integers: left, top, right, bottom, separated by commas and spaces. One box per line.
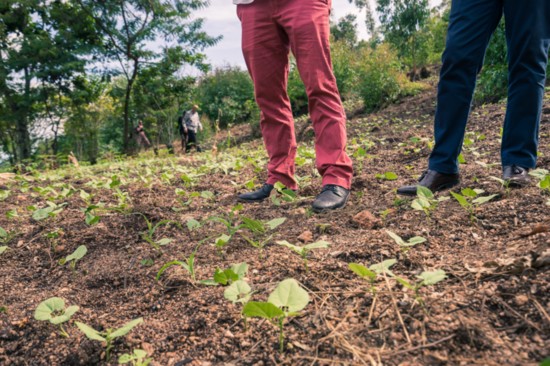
1, 82, 549, 366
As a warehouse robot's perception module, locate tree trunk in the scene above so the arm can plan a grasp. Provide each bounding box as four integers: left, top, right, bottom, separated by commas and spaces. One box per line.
122, 58, 139, 153
14, 67, 32, 162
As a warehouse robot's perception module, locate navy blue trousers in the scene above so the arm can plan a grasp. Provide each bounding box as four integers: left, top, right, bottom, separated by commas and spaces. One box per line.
429, 0, 550, 174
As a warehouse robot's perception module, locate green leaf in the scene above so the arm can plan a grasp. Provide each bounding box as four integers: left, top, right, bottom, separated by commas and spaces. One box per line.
450, 192, 470, 209
406, 236, 427, 246
386, 230, 405, 246
0, 246, 7, 254
461, 188, 477, 198
417, 186, 434, 199
186, 219, 201, 231
276, 240, 304, 255
265, 217, 286, 230
200, 191, 214, 199
242, 301, 284, 320
85, 212, 100, 226
417, 270, 447, 286
268, 278, 310, 314
214, 268, 239, 285
472, 194, 498, 205
348, 263, 376, 280
241, 217, 265, 234
32, 206, 54, 221
118, 354, 133, 364
215, 234, 231, 247
110, 318, 143, 339
75, 322, 107, 342
224, 280, 252, 304
155, 238, 173, 246
304, 240, 330, 250
156, 260, 184, 281
34, 297, 65, 321
231, 262, 248, 279
0, 227, 7, 239
369, 259, 397, 275
65, 245, 87, 263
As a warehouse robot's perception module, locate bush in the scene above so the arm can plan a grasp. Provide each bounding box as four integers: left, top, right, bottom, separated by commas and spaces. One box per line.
356, 44, 406, 112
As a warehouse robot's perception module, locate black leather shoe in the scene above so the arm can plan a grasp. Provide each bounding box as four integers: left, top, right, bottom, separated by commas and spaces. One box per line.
312, 185, 350, 213
397, 170, 460, 196
502, 165, 530, 187
238, 183, 274, 202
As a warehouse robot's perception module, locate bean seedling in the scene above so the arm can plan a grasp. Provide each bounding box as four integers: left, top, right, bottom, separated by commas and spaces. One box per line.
59, 245, 88, 274
271, 182, 297, 206
34, 297, 79, 338
450, 188, 497, 222
76, 318, 143, 362
156, 244, 201, 284
118, 349, 151, 366
224, 279, 253, 328
242, 278, 310, 352
395, 269, 447, 307
202, 262, 248, 286
386, 230, 426, 255
411, 186, 439, 218
276, 240, 330, 272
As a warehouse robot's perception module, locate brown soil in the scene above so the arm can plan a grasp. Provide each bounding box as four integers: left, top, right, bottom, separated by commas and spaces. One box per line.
1, 83, 549, 366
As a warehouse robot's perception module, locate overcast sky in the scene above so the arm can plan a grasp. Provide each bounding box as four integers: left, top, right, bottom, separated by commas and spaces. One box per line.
193, 0, 443, 71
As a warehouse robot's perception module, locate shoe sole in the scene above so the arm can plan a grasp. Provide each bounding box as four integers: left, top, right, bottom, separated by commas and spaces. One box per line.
504, 177, 530, 187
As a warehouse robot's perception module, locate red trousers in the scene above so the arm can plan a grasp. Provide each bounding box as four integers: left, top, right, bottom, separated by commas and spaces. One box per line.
237, 0, 353, 190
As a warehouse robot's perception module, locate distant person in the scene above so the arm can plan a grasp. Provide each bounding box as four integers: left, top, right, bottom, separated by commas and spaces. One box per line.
184, 105, 203, 153
398, 0, 550, 195
177, 111, 188, 152
235, 0, 353, 213
135, 120, 151, 149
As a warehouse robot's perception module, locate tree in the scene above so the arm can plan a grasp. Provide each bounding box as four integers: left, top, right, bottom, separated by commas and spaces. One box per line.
0, 0, 97, 164
331, 14, 358, 48
74, 0, 220, 153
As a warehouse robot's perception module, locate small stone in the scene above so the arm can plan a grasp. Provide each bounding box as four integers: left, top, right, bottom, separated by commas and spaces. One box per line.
352, 210, 380, 229
141, 342, 154, 355
298, 230, 313, 243
224, 330, 234, 338
514, 295, 529, 306
54, 245, 65, 253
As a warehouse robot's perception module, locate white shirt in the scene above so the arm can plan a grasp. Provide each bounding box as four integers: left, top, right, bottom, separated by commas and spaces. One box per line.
233, 0, 254, 4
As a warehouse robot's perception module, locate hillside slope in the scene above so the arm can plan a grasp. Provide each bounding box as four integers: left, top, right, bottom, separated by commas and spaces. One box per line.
0, 83, 549, 365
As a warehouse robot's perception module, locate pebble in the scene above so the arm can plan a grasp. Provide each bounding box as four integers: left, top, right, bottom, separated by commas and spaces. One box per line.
297, 230, 313, 243
352, 210, 380, 229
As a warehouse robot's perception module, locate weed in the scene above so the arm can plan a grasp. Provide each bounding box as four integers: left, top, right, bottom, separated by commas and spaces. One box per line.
139, 215, 182, 251
156, 244, 201, 284
276, 240, 330, 273
76, 318, 143, 362
240, 217, 286, 258
34, 297, 79, 338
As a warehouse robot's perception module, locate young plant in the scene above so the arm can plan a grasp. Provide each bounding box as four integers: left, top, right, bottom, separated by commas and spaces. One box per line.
34, 297, 79, 338
411, 186, 439, 218
0, 226, 15, 245
139, 215, 182, 251
489, 176, 511, 196
156, 244, 201, 284
348, 259, 397, 295
395, 269, 447, 307
118, 349, 151, 366
79, 190, 101, 226
375, 171, 398, 181
271, 182, 297, 206
32, 202, 67, 221
224, 279, 253, 328
202, 262, 248, 286
450, 188, 498, 222
240, 217, 286, 258
75, 318, 143, 362
386, 231, 426, 255
59, 245, 88, 274
242, 278, 309, 352
529, 169, 550, 194
276, 240, 330, 273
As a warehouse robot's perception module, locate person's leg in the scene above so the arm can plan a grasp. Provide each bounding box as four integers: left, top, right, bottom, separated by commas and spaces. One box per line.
428, 0, 503, 174
501, 0, 550, 169
186, 131, 195, 153
278, 0, 353, 189
237, 1, 297, 190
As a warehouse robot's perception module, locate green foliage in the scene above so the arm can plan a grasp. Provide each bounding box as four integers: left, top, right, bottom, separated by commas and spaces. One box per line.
411, 186, 438, 217
194, 66, 257, 129
118, 349, 151, 366
0, 226, 15, 245
450, 188, 498, 222
396, 269, 447, 306
276, 240, 330, 272
376, 171, 398, 181
349, 259, 396, 294
386, 231, 426, 255
76, 318, 143, 362
32, 202, 67, 221
203, 262, 248, 286
242, 279, 310, 352
34, 297, 79, 337
59, 245, 88, 273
